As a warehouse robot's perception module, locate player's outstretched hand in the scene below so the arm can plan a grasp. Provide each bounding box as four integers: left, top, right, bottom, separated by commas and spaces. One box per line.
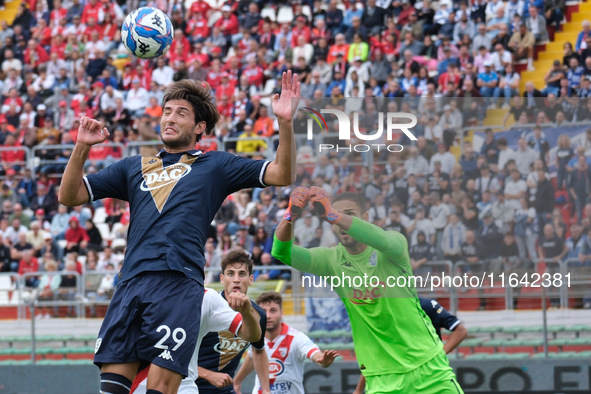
205, 371, 233, 388
227, 291, 252, 315
283, 186, 309, 222
77, 116, 110, 147
272, 70, 300, 123
309, 186, 342, 225
316, 349, 339, 368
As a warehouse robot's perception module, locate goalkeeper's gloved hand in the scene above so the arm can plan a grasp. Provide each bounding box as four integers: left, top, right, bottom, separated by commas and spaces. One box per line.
283, 186, 310, 222
309, 186, 342, 225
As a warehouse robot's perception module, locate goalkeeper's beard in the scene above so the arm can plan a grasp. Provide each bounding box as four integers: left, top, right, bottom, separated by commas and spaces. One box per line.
335, 228, 359, 249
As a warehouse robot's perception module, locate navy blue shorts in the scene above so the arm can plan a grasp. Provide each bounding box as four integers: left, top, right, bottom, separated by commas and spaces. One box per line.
94, 271, 203, 377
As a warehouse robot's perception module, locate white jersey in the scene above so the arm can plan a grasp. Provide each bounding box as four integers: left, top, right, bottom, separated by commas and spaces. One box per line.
131, 289, 243, 394
251, 323, 320, 394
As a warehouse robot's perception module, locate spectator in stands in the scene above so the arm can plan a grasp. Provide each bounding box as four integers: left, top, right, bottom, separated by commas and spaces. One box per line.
409, 230, 435, 275
497, 137, 516, 171
361, 0, 386, 36
64, 216, 88, 255
542, 60, 567, 98
505, 168, 527, 211
6, 219, 28, 248
408, 205, 435, 247
475, 162, 500, 199
525, 5, 549, 43
236, 124, 267, 156
568, 154, 591, 222
404, 146, 430, 182
539, 223, 568, 305
477, 61, 499, 108
576, 20, 591, 54
458, 229, 481, 275
556, 134, 575, 191
430, 143, 456, 175
0, 233, 10, 272
514, 137, 539, 175
472, 24, 492, 54
441, 213, 466, 263
18, 249, 39, 288
26, 220, 47, 257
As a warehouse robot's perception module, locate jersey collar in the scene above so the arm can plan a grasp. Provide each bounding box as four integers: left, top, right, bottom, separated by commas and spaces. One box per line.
156, 149, 203, 157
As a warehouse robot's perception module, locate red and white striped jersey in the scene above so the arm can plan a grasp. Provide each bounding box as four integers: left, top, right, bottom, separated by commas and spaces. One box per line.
251, 323, 320, 394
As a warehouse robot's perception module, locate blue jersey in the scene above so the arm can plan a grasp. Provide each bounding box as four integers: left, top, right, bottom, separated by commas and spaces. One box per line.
84, 150, 269, 284
419, 298, 461, 339
196, 290, 267, 393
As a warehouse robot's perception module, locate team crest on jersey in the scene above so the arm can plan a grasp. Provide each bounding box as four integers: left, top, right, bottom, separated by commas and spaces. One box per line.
140, 155, 197, 212
369, 251, 377, 267
278, 347, 288, 358
268, 358, 285, 378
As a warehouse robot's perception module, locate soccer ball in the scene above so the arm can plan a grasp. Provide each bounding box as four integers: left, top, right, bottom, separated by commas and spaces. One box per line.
121, 7, 173, 59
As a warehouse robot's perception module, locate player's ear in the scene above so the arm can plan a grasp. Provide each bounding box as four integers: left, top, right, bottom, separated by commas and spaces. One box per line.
362, 210, 369, 221
219, 273, 224, 282
249, 274, 254, 285
194, 120, 206, 139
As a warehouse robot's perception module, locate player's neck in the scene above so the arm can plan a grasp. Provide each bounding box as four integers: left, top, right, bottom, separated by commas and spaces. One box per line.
266, 324, 282, 342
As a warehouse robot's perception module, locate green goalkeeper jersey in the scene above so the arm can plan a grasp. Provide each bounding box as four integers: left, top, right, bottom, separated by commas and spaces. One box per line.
272, 217, 443, 376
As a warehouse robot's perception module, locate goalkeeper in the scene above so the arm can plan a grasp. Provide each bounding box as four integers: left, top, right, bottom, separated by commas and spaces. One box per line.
272, 187, 463, 393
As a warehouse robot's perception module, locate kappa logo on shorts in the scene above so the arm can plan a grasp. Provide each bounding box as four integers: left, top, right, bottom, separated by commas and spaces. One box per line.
140, 155, 198, 212
158, 349, 174, 361
95, 338, 102, 354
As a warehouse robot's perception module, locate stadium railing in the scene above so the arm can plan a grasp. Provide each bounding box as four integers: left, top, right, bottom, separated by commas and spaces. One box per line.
452, 258, 567, 310
563, 257, 591, 308
20, 271, 84, 318
30, 142, 126, 175
0, 145, 31, 172
218, 136, 275, 158
0, 272, 22, 317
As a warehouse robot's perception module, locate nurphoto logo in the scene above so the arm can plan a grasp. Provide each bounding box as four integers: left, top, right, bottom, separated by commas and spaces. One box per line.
302, 106, 418, 153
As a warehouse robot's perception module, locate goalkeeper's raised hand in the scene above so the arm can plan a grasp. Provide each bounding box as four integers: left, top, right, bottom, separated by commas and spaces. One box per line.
283, 187, 310, 222
309, 186, 342, 225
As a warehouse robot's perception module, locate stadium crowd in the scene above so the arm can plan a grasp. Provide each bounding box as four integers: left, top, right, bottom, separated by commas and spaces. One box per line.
1, 0, 591, 315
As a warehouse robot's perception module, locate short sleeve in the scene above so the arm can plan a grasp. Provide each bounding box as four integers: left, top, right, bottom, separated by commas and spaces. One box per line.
204, 291, 242, 335
216, 152, 270, 193
294, 332, 320, 363
84, 158, 130, 201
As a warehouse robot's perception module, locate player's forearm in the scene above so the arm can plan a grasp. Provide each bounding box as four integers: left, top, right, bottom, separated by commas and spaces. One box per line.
233, 354, 255, 386
252, 348, 270, 392
266, 119, 295, 185
197, 366, 214, 382
238, 307, 262, 343
340, 217, 407, 257
354, 375, 366, 394
272, 231, 314, 272
444, 323, 468, 354
58, 143, 92, 207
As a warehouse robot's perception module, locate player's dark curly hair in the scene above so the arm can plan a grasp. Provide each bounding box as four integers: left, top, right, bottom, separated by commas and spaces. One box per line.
162, 79, 220, 142
221, 250, 254, 275
332, 192, 368, 213
256, 291, 282, 309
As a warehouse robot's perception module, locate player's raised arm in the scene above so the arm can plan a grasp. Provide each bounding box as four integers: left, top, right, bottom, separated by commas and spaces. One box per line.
227, 291, 262, 343
58, 116, 110, 206
308, 186, 408, 257
262, 70, 300, 186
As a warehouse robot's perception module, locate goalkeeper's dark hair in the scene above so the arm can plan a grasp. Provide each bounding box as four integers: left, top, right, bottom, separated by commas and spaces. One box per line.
162, 79, 220, 142
221, 250, 254, 275
333, 192, 368, 213
256, 291, 282, 309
